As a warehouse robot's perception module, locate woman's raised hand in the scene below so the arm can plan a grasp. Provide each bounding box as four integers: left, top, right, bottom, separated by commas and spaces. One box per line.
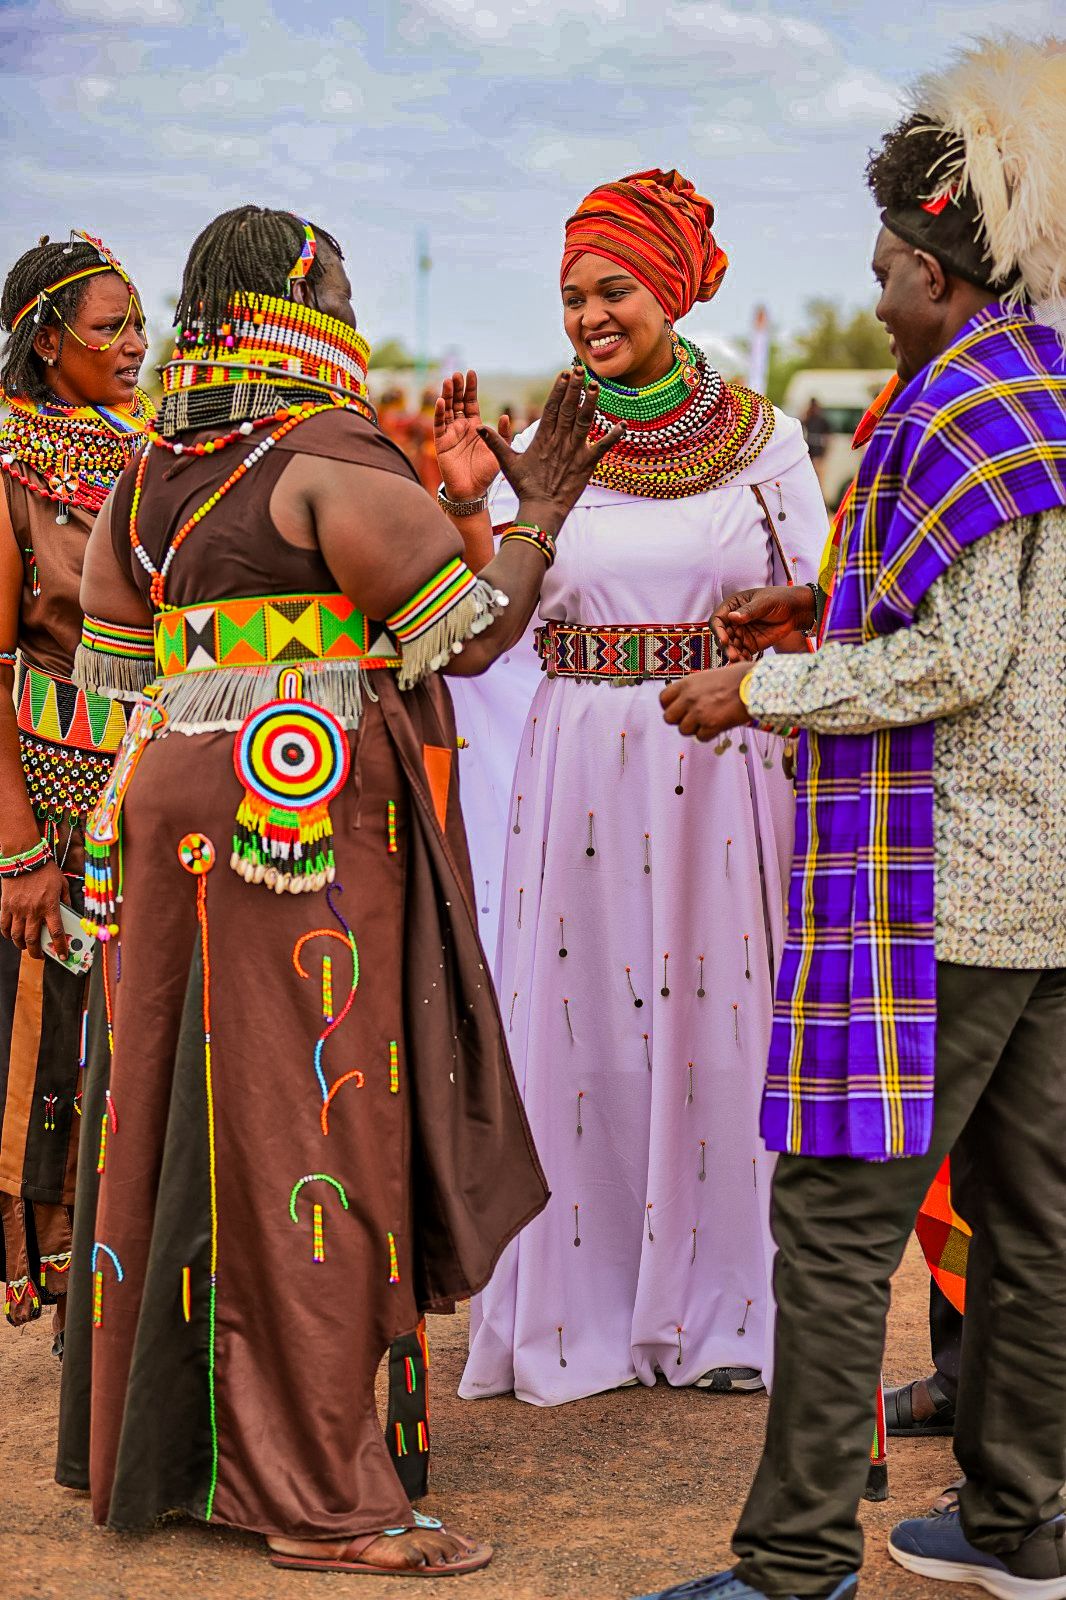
476, 369, 622, 536
433, 370, 513, 504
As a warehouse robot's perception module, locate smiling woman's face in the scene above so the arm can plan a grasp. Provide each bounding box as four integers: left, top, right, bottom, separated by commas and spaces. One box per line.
33, 271, 147, 408
561, 252, 674, 389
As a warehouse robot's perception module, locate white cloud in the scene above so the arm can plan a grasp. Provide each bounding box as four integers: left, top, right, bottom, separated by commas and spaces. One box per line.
53, 0, 187, 18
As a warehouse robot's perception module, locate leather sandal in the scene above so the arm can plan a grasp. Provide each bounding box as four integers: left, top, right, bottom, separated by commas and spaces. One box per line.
883, 1373, 955, 1437
268, 1512, 493, 1577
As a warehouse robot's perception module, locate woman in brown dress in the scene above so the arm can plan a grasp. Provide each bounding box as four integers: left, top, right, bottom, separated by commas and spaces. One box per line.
57, 207, 617, 1574
0, 233, 150, 1342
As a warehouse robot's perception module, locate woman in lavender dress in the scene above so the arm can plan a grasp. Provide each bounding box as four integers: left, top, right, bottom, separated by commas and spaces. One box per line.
435, 170, 825, 1405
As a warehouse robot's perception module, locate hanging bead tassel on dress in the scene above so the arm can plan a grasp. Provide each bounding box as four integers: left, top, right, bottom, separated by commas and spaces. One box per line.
529, 716, 538, 758
676, 1326, 684, 1366
686, 1061, 694, 1105
697, 954, 706, 998
646, 1203, 655, 1243
691, 1227, 698, 1264
744, 933, 751, 980
576, 1090, 584, 1136
517, 886, 524, 928
675, 754, 685, 795
626, 966, 643, 1008
509, 992, 518, 1031
661, 953, 670, 997
558, 916, 568, 957
643, 832, 651, 875
563, 997, 574, 1041
733, 1003, 740, 1042
585, 811, 596, 857
573, 1204, 581, 1248
557, 1326, 567, 1367
512, 794, 523, 835
699, 1140, 707, 1182
643, 1033, 651, 1071
738, 1298, 753, 1337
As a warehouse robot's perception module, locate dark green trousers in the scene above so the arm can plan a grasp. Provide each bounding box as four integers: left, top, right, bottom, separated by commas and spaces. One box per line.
733, 962, 1066, 1597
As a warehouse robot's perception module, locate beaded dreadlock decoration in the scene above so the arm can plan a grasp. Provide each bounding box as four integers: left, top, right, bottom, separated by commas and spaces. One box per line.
583, 333, 774, 499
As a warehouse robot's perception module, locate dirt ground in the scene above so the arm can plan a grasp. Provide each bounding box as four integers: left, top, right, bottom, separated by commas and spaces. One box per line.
1, 1238, 953, 1600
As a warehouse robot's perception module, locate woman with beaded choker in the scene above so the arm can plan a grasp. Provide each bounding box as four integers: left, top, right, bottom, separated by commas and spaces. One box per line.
437, 169, 827, 1407
56, 207, 619, 1575
0, 233, 150, 1341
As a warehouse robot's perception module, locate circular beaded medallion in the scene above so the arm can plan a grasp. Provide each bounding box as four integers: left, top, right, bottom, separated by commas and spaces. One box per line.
233, 700, 350, 812
178, 833, 216, 874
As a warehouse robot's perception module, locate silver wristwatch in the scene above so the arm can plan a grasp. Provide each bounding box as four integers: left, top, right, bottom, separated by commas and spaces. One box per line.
437, 484, 489, 517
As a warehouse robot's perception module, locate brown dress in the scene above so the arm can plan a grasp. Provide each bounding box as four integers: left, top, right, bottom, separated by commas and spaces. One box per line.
57, 409, 548, 1537
0, 478, 112, 1325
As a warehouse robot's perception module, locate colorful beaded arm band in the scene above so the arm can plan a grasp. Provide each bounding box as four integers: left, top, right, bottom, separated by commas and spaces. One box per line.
500, 521, 556, 566
0, 839, 51, 878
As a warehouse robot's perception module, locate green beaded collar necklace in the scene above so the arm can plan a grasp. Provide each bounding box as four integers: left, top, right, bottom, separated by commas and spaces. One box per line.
582, 332, 701, 422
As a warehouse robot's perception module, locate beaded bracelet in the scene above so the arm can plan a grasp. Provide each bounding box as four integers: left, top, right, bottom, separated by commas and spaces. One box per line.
500, 521, 557, 566
0, 839, 52, 878
0, 650, 15, 669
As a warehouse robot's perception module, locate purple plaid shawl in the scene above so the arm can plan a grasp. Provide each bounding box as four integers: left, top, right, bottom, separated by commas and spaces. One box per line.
762, 306, 1066, 1160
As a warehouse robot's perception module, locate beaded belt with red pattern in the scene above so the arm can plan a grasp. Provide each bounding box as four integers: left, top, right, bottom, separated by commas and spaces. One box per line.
536, 620, 720, 681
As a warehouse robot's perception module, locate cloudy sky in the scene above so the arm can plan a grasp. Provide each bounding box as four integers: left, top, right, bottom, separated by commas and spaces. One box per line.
0, 0, 1058, 374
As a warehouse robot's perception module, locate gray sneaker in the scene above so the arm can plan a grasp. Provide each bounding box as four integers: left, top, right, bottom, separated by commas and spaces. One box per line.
693, 1366, 765, 1393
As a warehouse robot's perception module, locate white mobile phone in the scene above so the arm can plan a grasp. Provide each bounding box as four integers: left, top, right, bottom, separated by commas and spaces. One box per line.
41, 901, 96, 976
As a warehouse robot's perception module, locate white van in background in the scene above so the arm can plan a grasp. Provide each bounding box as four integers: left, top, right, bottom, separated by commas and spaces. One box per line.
783, 368, 895, 508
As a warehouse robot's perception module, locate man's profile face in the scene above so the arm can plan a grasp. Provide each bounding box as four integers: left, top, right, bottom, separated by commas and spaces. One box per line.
872, 226, 941, 384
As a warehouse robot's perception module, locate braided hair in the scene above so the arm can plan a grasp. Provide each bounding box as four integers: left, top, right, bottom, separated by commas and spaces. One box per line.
175, 206, 343, 354
0, 235, 109, 403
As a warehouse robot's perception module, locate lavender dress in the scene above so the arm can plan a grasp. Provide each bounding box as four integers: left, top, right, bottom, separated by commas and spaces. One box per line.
459, 412, 826, 1405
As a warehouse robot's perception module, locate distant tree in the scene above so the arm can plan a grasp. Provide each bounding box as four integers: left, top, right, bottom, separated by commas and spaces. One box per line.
763, 299, 890, 405
371, 337, 417, 370
793, 299, 891, 369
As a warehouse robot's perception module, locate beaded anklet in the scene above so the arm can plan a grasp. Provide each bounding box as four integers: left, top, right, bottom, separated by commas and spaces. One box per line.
500, 521, 556, 566
0, 839, 51, 878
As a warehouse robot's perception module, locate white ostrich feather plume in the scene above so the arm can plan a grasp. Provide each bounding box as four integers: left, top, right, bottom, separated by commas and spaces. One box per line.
909, 35, 1066, 309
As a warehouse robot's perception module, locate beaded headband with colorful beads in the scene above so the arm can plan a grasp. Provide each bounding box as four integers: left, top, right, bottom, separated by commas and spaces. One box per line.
10, 230, 144, 350
163, 291, 372, 409
287, 217, 317, 288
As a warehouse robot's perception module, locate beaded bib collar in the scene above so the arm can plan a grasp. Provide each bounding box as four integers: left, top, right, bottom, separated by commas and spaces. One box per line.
584, 336, 775, 499
0, 390, 153, 515
159, 292, 374, 436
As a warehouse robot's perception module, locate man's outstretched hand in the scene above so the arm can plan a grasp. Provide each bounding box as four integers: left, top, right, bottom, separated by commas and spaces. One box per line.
660, 662, 752, 742
712, 585, 814, 661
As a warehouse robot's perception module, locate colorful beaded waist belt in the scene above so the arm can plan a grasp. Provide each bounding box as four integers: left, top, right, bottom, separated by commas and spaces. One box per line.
154, 592, 401, 676
536, 621, 720, 681
17, 661, 128, 752
16, 661, 129, 819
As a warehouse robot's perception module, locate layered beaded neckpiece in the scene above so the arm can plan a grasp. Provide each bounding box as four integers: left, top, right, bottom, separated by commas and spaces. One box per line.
0, 390, 153, 521
159, 292, 375, 437
584, 334, 775, 499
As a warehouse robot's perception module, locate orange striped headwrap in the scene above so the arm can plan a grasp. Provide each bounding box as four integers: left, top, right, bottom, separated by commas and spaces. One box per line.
560, 168, 728, 323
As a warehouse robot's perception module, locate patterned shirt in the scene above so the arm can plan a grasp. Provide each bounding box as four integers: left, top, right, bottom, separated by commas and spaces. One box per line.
746, 507, 1066, 969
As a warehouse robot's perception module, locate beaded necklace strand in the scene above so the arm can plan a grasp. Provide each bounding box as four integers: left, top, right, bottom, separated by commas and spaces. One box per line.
581, 334, 775, 500
129, 402, 330, 608
0, 390, 153, 519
